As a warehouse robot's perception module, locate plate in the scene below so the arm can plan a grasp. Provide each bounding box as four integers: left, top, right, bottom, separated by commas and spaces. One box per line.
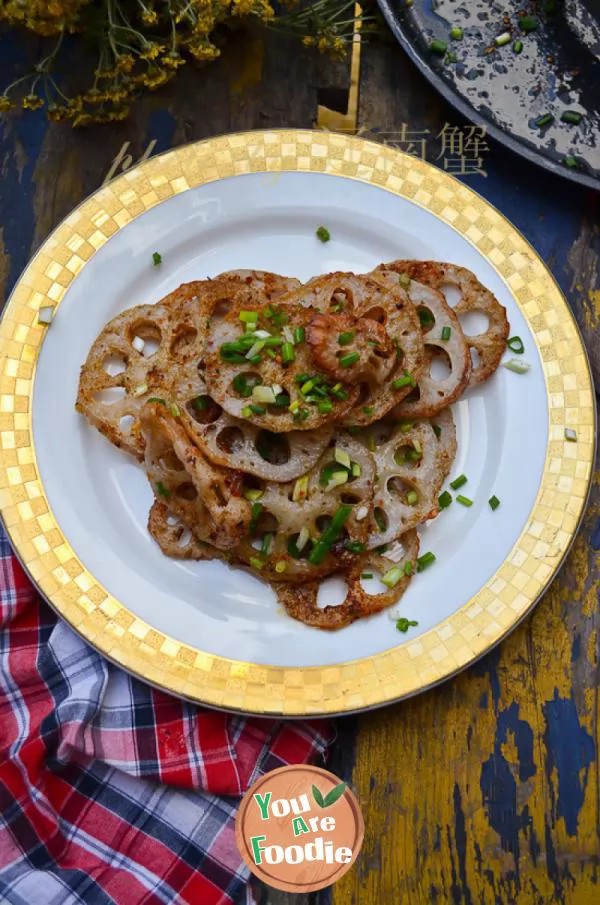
0, 130, 594, 716
377, 0, 600, 190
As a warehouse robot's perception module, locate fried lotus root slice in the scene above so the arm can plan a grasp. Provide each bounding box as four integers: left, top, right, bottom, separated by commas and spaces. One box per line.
367, 420, 446, 549
140, 402, 250, 550
307, 312, 395, 384
279, 272, 372, 314
431, 407, 458, 481
148, 501, 226, 561
76, 301, 182, 460
236, 434, 375, 584
376, 271, 471, 418
382, 260, 509, 387
204, 303, 358, 432
276, 531, 419, 630
173, 367, 333, 482
216, 270, 302, 300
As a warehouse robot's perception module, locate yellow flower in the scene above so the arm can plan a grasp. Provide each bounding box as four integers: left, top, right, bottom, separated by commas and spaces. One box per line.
22, 94, 44, 110
0, 96, 15, 112
161, 52, 185, 70
141, 10, 159, 26
115, 54, 135, 74
140, 43, 163, 61
303, 36, 315, 47
72, 112, 94, 128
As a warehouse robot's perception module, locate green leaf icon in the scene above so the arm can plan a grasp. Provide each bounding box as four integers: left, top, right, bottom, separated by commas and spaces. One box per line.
312, 784, 326, 808
323, 781, 347, 808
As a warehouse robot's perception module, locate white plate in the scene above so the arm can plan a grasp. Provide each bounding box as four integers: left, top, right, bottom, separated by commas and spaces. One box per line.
2, 132, 592, 715
34, 169, 546, 667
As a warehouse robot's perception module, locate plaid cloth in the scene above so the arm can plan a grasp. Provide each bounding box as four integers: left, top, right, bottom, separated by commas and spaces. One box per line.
0, 528, 333, 905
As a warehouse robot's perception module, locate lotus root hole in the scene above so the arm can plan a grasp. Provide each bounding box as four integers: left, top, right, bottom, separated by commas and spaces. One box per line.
212, 297, 236, 319
359, 571, 388, 595
330, 290, 351, 311
129, 321, 161, 357
470, 347, 482, 369
171, 326, 197, 354
230, 371, 261, 399
394, 444, 420, 468
374, 507, 389, 532
188, 396, 221, 424
341, 492, 362, 505
159, 451, 181, 472
316, 575, 348, 609
102, 353, 127, 376
92, 387, 126, 405
255, 431, 290, 465
371, 422, 395, 446
440, 282, 462, 307
357, 383, 371, 406
362, 306, 386, 324
417, 307, 435, 334
217, 426, 245, 454
176, 482, 197, 501
429, 348, 452, 382
387, 476, 418, 504
177, 527, 193, 547
166, 514, 179, 527
459, 311, 490, 337
119, 415, 136, 433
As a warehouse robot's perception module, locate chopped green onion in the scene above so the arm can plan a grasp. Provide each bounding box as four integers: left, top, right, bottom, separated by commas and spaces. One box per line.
148, 397, 166, 406
489, 495, 501, 511
376, 543, 389, 554
239, 310, 258, 324
534, 113, 554, 129
316, 226, 330, 243
396, 618, 418, 633
404, 561, 412, 577
345, 540, 365, 554
294, 327, 305, 345
340, 351, 360, 368
241, 406, 252, 417
430, 39, 448, 55
416, 551, 436, 572
450, 26, 463, 40
513, 39, 523, 53
293, 475, 309, 502
368, 433, 376, 452
38, 305, 55, 325
432, 424, 441, 439
325, 469, 349, 491
334, 448, 351, 470
300, 379, 314, 395
441, 326, 451, 341
296, 526, 310, 552
503, 358, 530, 374
519, 15, 537, 32
233, 374, 253, 397
418, 308, 435, 328
495, 32, 511, 46
382, 566, 404, 588
243, 488, 263, 502
249, 556, 265, 571
293, 407, 309, 422
363, 406, 373, 416
169, 402, 181, 417
338, 331, 355, 346
261, 534, 272, 556
265, 348, 277, 359
263, 336, 283, 347
275, 561, 287, 573
397, 273, 411, 290
220, 343, 247, 364
351, 462, 361, 478
331, 385, 348, 400
564, 155, 579, 169
249, 502, 263, 533
249, 404, 266, 415
253, 385, 276, 404
456, 494, 473, 507
152, 251, 162, 266
246, 339, 265, 359
392, 370, 416, 390
316, 399, 331, 415
561, 110, 583, 125
361, 572, 374, 580
407, 490, 418, 505
450, 474, 467, 490
156, 481, 170, 498
281, 342, 295, 365
565, 428, 577, 442
438, 490, 453, 509
399, 422, 413, 434
275, 393, 290, 408
507, 336, 524, 354
308, 504, 352, 565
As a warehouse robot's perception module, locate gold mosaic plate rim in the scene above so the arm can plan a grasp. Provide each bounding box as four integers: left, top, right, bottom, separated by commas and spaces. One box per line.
0, 129, 595, 716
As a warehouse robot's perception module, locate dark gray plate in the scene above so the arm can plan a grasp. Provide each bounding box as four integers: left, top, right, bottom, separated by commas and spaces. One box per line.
377, 0, 600, 190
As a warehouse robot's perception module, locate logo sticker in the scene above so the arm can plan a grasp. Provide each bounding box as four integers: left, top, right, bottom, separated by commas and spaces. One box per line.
235, 764, 364, 893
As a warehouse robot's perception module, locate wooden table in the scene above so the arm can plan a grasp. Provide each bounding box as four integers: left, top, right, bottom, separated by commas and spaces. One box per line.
1, 24, 598, 905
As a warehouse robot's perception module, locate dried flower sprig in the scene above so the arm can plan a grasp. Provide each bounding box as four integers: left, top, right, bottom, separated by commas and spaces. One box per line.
0, 0, 371, 124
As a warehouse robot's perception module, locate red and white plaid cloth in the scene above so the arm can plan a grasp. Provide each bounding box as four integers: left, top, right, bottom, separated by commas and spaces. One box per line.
0, 529, 333, 904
